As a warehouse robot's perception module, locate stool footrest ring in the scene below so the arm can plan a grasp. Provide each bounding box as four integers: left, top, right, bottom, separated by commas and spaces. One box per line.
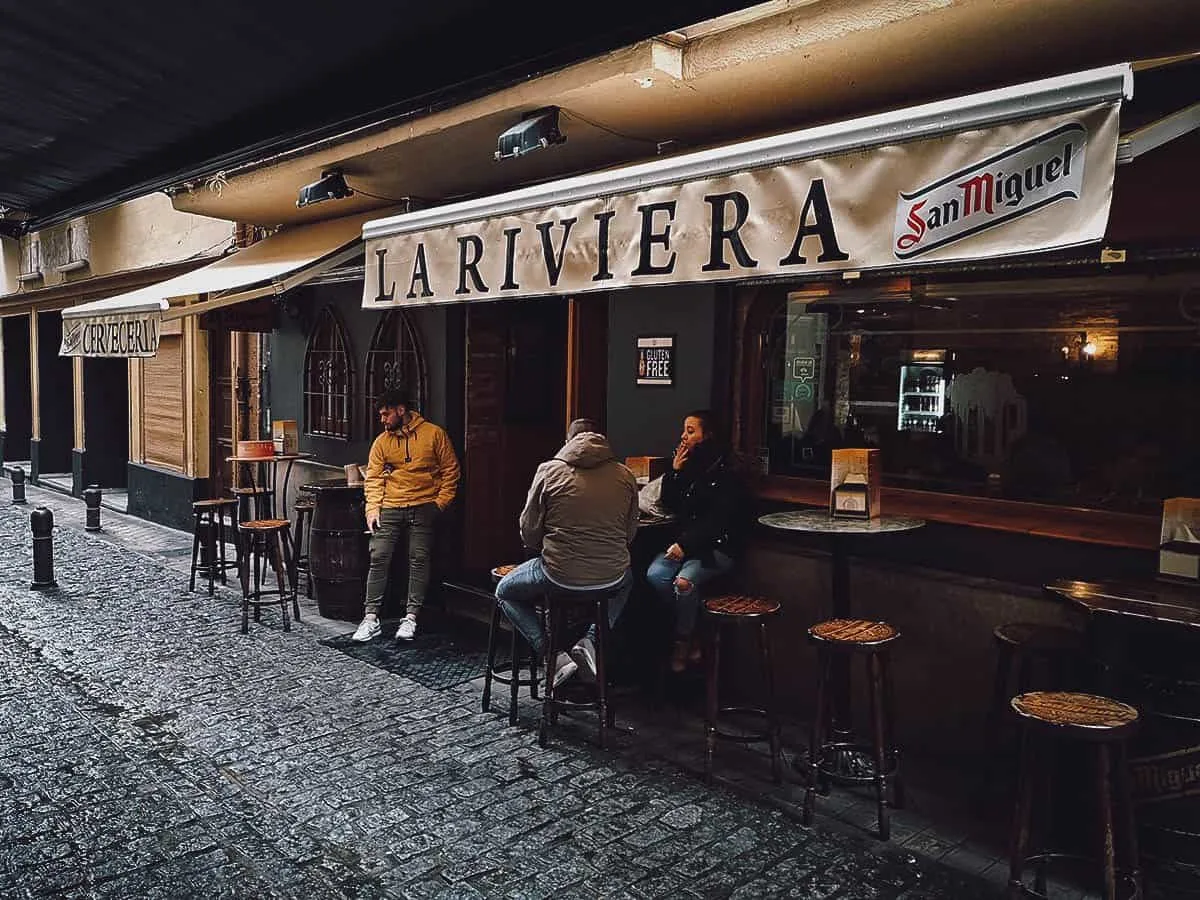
1010, 852, 1140, 900
711, 705, 774, 744
813, 741, 898, 785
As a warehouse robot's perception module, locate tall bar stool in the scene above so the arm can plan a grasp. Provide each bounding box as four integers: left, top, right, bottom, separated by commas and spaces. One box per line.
1008, 691, 1141, 900
803, 618, 903, 840
188, 498, 239, 595
237, 519, 299, 634
482, 564, 540, 726
986, 623, 1085, 785
292, 498, 315, 599
700, 594, 782, 785
538, 584, 622, 749
232, 486, 275, 524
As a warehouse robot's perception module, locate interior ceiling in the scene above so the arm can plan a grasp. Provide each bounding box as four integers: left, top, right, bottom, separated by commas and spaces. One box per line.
0, 0, 755, 230
172, 0, 1200, 228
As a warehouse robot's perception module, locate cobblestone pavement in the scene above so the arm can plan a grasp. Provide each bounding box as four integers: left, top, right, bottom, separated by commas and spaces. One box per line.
0, 492, 1005, 899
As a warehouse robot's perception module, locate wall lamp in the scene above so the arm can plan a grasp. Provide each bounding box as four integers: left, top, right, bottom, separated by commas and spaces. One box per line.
297, 170, 354, 208
495, 107, 566, 161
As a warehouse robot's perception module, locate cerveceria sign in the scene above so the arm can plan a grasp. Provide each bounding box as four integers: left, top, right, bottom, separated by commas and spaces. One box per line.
59, 314, 160, 358
364, 103, 1119, 309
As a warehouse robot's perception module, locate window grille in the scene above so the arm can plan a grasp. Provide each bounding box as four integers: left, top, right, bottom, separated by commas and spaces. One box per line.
364, 310, 427, 433
303, 306, 355, 439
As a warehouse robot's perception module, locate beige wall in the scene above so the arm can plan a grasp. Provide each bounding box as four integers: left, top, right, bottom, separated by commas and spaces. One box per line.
0, 236, 18, 296
82, 194, 233, 279
0, 194, 234, 300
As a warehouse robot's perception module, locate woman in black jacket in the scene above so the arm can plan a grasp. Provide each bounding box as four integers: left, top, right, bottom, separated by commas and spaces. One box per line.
646, 410, 747, 672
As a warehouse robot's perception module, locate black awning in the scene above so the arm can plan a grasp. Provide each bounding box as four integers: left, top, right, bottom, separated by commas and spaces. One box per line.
0, 0, 750, 231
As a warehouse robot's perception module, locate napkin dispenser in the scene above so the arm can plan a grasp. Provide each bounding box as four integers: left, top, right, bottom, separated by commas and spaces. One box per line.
1159, 497, 1200, 581
830, 448, 880, 520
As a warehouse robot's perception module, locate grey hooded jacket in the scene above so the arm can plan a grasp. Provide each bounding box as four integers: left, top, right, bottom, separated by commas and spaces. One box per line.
519, 432, 639, 587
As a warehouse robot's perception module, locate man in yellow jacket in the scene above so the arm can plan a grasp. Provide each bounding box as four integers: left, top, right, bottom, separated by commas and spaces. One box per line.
353, 388, 461, 642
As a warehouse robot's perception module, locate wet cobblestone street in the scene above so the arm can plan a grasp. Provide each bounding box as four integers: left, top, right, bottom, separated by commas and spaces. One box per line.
0, 495, 999, 899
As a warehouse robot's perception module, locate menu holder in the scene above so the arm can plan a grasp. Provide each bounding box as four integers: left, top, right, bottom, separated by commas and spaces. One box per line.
625, 456, 668, 481
1160, 498, 1200, 581
272, 419, 298, 455
830, 448, 880, 520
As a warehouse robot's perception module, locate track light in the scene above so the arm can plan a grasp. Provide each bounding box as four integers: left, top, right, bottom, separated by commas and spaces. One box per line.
297, 170, 353, 208
495, 107, 566, 161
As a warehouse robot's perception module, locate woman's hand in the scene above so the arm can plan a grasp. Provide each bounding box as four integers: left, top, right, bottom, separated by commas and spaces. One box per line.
671, 441, 690, 472
665, 543, 685, 561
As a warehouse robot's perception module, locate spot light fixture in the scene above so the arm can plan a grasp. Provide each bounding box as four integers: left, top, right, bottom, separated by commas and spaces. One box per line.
495, 107, 566, 161
296, 170, 354, 208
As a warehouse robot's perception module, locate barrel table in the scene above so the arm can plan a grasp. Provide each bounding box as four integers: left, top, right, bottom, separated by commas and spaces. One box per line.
302, 478, 369, 622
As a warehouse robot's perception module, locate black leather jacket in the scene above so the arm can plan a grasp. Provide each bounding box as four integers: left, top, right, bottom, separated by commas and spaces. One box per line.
659, 442, 747, 565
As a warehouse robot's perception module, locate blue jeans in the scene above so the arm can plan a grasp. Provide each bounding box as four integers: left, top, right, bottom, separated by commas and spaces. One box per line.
646, 550, 734, 638
494, 558, 632, 656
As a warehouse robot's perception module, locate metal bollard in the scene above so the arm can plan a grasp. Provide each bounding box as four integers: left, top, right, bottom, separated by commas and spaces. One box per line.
30, 507, 56, 590
83, 484, 102, 532
11, 467, 26, 504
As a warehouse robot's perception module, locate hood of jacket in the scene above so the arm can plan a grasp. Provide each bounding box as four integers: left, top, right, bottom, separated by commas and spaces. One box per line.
554, 432, 616, 470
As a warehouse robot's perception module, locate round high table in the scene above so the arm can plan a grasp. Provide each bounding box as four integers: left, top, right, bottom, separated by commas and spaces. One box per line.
758, 509, 925, 776
225, 452, 313, 521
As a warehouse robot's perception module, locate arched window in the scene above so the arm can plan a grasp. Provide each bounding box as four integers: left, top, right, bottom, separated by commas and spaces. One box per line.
303, 306, 355, 439
365, 310, 427, 433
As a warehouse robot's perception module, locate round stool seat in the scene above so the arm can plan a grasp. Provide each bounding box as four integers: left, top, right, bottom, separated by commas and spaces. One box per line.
994, 622, 1084, 655
491, 564, 518, 582
293, 499, 315, 510
231, 486, 272, 495
240, 519, 290, 531
193, 498, 237, 510
811, 618, 898, 646
1011, 691, 1139, 740
704, 594, 780, 618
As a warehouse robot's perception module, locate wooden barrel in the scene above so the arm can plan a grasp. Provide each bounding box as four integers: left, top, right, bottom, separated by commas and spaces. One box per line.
303, 479, 369, 622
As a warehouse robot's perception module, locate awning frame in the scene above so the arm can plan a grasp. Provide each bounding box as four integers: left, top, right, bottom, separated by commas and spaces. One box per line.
160, 243, 362, 321
1117, 101, 1200, 163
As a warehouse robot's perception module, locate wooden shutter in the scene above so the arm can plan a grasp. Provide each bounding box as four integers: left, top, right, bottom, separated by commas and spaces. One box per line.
142, 334, 185, 470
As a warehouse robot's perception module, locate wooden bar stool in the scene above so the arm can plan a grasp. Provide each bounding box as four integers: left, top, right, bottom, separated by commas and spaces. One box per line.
700, 594, 782, 785
538, 584, 621, 749
1008, 691, 1141, 900
237, 519, 299, 634
482, 564, 540, 726
188, 498, 238, 595
232, 486, 275, 524
803, 618, 903, 840
292, 498, 315, 599
985, 622, 1085, 792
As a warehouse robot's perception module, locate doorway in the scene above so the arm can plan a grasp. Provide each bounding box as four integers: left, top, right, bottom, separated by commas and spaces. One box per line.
1, 315, 32, 466
35, 311, 73, 480
462, 297, 569, 570
209, 329, 263, 499
82, 357, 130, 489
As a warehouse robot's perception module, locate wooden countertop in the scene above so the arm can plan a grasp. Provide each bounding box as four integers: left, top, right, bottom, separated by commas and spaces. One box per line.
756, 476, 1161, 550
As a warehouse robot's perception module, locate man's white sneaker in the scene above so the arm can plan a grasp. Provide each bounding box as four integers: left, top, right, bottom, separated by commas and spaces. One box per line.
352, 617, 381, 642
552, 652, 578, 689
396, 615, 418, 640
570, 636, 597, 684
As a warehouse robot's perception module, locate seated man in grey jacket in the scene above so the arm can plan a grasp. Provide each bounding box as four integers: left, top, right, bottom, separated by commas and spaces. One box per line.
494, 418, 639, 688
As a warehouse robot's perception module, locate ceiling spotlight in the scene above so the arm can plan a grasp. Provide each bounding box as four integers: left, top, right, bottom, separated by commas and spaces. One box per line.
297, 170, 353, 208
495, 107, 566, 161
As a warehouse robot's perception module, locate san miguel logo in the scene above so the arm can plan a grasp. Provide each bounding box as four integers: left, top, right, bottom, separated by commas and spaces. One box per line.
893, 122, 1087, 259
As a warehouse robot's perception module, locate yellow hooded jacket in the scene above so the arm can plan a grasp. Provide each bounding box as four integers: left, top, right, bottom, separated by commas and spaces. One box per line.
363, 413, 460, 517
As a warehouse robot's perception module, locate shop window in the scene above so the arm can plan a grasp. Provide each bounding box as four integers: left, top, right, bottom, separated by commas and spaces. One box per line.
303, 306, 355, 439
364, 310, 428, 432
754, 276, 1200, 514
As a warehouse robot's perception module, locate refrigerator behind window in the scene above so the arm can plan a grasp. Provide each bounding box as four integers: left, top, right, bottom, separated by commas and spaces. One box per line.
897, 350, 946, 433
